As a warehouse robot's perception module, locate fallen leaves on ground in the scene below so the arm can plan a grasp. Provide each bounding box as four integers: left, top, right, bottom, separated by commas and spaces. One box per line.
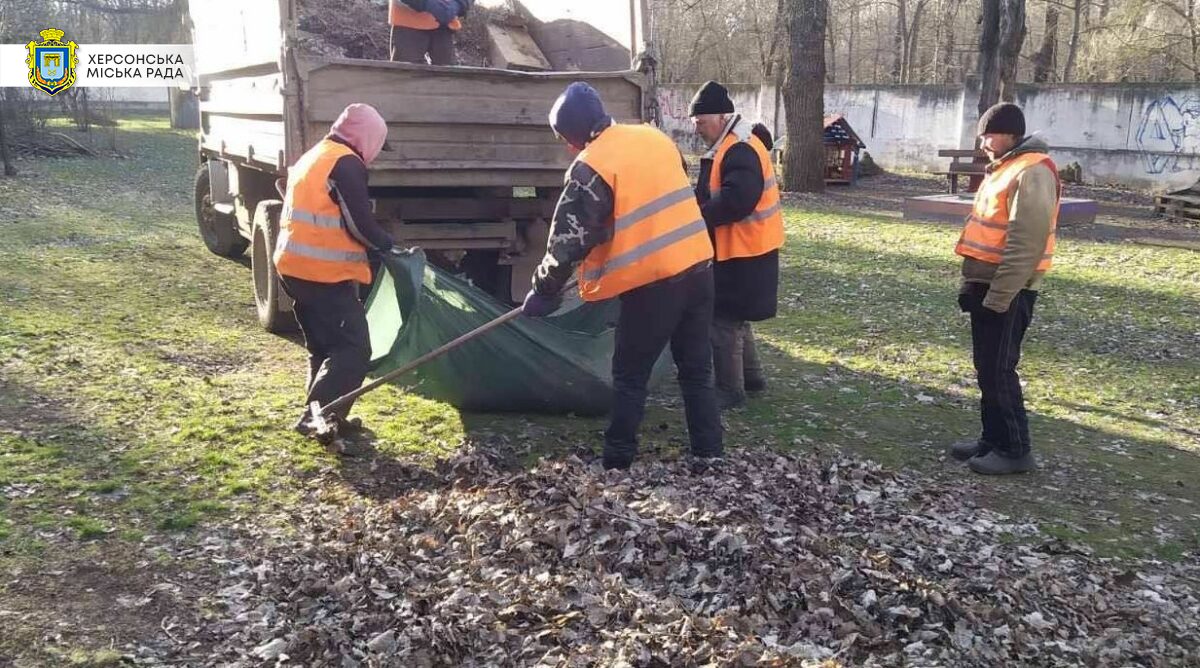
154, 445, 1200, 667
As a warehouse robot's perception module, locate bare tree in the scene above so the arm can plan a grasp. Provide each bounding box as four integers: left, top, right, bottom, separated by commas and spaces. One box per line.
1032, 3, 1060, 81
1062, 0, 1086, 80
783, 0, 828, 192
0, 93, 15, 177
978, 0, 1027, 115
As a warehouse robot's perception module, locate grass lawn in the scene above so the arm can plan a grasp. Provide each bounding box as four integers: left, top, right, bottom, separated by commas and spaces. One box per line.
0, 115, 1198, 660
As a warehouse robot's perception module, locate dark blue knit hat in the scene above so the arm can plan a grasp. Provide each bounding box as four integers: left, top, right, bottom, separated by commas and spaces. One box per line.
549, 82, 612, 147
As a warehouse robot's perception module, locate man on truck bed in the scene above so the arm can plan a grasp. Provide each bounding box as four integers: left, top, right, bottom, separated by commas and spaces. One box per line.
389, 0, 473, 66
521, 82, 723, 471
275, 103, 398, 446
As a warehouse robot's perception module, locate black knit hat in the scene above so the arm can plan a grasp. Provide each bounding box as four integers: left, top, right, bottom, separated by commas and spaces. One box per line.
689, 81, 734, 116
977, 102, 1025, 136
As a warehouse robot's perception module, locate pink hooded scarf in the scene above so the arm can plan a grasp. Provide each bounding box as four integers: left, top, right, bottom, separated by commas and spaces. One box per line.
330, 103, 389, 165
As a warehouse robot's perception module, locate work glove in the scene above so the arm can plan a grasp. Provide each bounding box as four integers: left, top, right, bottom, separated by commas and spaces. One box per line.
426, 0, 458, 27
389, 246, 418, 256
522, 289, 562, 318
400, 0, 428, 11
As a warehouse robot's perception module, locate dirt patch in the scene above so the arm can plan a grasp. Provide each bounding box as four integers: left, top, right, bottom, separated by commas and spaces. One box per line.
0, 540, 221, 665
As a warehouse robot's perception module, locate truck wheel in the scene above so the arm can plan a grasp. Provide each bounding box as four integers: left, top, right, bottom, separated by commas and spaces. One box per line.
250, 200, 298, 333
194, 164, 248, 258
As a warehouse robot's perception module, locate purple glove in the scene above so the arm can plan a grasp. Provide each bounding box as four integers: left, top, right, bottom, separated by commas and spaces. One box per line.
426, 0, 457, 26
522, 289, 562, 318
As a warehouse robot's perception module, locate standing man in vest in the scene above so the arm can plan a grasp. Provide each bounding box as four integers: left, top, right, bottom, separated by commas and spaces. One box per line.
275, 103, 397, 445
951, 102, 1059, 475
689, 81, 784, 410
388, 0, 472, 65
522, 82, 722, 470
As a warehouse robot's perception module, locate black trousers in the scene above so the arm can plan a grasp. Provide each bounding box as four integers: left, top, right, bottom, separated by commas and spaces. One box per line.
389, 25, 455, 65
959, 285, 1038, 458
605, 263, 723, 467
280, 276, 371, 421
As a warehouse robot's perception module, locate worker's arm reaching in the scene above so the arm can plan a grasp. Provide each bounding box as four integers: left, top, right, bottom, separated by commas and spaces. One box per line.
525, 160, 615, 315
327, 155, 394, 252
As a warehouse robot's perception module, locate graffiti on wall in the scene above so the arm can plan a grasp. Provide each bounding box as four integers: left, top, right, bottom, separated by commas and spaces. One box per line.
1135, 95, 1200, 174
656, 87, 705, 152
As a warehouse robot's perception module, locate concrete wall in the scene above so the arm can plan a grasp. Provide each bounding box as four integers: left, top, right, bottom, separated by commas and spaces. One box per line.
658, 81, 1200, 192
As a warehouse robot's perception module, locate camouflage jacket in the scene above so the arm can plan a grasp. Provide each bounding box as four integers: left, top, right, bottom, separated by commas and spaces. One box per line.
530, 159, 615, 296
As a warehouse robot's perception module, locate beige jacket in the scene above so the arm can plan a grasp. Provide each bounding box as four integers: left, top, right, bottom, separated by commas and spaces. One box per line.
960, 136, 1059, 313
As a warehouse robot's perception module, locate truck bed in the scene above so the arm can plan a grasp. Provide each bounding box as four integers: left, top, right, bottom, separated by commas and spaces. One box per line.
193, 0, 646, 187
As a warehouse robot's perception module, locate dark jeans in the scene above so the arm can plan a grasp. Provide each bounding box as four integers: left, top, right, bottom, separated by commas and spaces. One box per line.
605, 263, 723, 467
280, 276, 371, 421
959, 285, 1038, 458
389, 25, 455, 65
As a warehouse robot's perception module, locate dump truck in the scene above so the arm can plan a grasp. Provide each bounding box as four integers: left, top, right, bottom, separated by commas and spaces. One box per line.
188, 0, 655, 331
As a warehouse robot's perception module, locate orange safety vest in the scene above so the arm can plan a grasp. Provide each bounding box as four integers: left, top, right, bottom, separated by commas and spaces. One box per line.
575, 124, 714, 302
274, 139, 372, 285
708, 130, 785, 262
389, 1, 462, 31
955, 152, 1059, 272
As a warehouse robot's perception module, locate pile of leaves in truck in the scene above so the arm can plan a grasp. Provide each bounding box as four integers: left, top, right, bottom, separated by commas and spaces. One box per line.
175, 445, 1200, 666
364, 249, 660, 415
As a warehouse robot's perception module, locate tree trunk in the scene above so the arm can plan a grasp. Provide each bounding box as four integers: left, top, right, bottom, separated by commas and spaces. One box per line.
847, 2, 857, 83
905, 0, 928, 83
939, 0, 960, 83
169, 88, 200, 129
893, 0, 906, 82
978, 0, 1001, 112
0, 93, 16, 177
978, 0, 1026, 115
783, 0, 828, 193
827, 8, 838, 82
1189, 0, 1200, 83
997, 0, 1026, 102
1032, 6, 1059, 82
1062, 0, 1083, 82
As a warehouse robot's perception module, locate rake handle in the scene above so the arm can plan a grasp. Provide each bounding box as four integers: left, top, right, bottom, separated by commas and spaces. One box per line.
316, 305, 524, 418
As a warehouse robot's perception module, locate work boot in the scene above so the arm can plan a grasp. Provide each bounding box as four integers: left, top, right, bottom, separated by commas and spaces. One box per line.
968, 451, 1036, 475
336, 416, 365, 435
950, 439, 989, 461
687, 450, 724, 473
717, 389, 746, 410
292, 412, 316, 437
744, 375, 767, 396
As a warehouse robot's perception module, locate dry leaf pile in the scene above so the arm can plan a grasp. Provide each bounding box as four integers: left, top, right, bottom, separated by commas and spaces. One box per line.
187, 447, 1200, 667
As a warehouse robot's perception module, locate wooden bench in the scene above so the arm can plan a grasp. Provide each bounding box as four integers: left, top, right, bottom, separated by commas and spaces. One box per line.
932, 149, 987, 194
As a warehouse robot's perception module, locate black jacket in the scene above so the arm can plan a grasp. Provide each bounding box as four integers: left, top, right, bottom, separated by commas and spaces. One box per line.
695, 116, 779, 322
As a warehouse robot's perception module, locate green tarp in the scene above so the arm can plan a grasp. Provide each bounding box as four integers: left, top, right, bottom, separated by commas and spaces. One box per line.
364, 250, 664, 416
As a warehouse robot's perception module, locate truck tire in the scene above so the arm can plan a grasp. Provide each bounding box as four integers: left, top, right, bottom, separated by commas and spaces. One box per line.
250, 200, 298, 333
194, 164, 249, 258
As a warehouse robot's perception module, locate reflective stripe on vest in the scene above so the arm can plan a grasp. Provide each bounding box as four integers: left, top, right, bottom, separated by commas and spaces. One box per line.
954, 152, 1059, 272
389, 1, 462, 31
575, 124, 714, 302
273, 139, 373, 285
709, 132, 785, 261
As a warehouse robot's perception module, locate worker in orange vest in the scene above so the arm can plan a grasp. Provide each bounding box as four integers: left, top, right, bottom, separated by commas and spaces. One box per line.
275, 103, 399, 446
389, 0, 472, 65
689, 81, 784, 410
523, 82, 723, 470
951, 102, 1059, 475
